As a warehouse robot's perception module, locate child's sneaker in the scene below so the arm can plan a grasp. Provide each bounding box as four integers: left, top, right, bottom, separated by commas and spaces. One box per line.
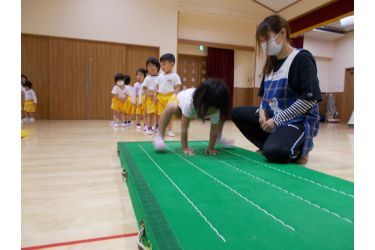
146, 129, 153, 135
121, 122, 126, 127
127, 121, 131, 127
112, 121, 120, 127
136, 125, 141, 131
153, 136, 167, 151
29, 118, 35, 123
155, 128, 159, 135
217, 137, 235, 148
167, 130, 175, 137
143, 125, 148, 131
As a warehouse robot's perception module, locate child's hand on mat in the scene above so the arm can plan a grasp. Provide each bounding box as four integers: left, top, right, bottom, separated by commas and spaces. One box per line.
182, 147, 195, 156
262, 118, 276, 133
205, 148, 218, 155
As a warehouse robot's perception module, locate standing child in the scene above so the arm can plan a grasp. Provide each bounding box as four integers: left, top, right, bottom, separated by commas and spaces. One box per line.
154, 79, 234, 155
123, 75, 134, 127
22, 80, 37, 123
111, 73, 127, 127
133, 68, 147, 131
141, 57, 160, 135
155, 53, 181, 137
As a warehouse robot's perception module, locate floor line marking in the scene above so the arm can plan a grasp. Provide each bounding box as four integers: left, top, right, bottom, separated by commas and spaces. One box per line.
139, 145, 226, 242
167, 146, 295, 232
201, 143, 353, 199
212, 156, 353, 224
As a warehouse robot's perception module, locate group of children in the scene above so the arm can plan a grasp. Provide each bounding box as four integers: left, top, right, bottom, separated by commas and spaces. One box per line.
110, 53, 181, 137
21, 74, 37, 123
111, 53, 234, 154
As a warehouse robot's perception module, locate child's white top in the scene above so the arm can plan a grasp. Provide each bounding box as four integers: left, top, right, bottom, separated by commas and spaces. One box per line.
157, 72, 181, 94
143, 75, 159, 91
133, 82, 143, 103
125, 85, 135, 104
111, 85, 127, 99
23, 89, 37, 103
177, 88, 220, 125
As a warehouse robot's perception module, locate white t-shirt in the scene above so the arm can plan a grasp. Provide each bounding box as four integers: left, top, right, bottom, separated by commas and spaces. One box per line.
143, 75, 159, 91
177, 88, 220, 125
23, 89, 37, 103
111, 85, 127, 99
157, 72, 181, 94
133, 82, 143, 103
125, 85, 135, 104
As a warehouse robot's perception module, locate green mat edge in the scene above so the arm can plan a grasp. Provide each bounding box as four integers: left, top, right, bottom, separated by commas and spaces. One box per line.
117, 143, 182, 250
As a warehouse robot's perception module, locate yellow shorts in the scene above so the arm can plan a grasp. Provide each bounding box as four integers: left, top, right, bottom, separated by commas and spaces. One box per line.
111, 97, 124, 112
157, 93, 177, 115
24, 100, 36, 113
136, 96, 146, 115
146, 96, 156, 114
123, 97, 135, 114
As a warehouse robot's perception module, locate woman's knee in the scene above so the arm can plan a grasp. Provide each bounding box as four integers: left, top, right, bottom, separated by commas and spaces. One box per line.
263, 143, 291, 163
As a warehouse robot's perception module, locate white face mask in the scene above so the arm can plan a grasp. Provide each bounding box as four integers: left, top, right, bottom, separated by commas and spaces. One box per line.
261, 33, 283, 56
116, 80, 124, 86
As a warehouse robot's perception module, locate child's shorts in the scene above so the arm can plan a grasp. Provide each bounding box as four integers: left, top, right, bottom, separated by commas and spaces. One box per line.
24, 100, 36, 113
123, 96, 135, 114
146, 96, 156, 114
157, 92, 177, 115
111, 97, 124, 112
136, 96, 146, 115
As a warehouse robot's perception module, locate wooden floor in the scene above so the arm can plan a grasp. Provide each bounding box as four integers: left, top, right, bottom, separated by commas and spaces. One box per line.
21, 120, 353, 249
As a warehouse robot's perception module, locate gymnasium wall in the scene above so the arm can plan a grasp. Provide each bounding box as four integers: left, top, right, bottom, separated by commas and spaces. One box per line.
304, 32, 354, 92
21, 0, 178, 57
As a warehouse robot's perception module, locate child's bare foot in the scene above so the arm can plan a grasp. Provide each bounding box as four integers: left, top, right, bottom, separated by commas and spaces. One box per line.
216, 137, 234, 148
153, 136, 167, 152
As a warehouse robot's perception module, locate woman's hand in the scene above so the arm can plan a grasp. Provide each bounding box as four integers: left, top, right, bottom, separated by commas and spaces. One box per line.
261, 118, 276, 133
205, 148, 218, 155
182, 147, 195, 156
259, 109, 267, 128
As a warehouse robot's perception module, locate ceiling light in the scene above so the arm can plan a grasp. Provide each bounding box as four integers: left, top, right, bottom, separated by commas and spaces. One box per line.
340, 15, 354, 26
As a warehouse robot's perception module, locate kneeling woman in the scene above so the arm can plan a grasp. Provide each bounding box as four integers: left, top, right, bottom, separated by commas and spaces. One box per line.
232, 15, 322, 164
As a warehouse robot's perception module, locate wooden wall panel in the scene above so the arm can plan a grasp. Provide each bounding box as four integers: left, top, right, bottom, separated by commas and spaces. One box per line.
21, 35, 50, 119
22, 34, 160, 120
48, 38, 89, 119
233, 87, 253, 108
126, 45, 159, 82
341, 68, 354, 123
88, 42, 127, 120
177, 54, 207, 89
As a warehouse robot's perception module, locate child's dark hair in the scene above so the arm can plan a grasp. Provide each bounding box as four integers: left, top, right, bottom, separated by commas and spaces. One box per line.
193, 78, 229, 121
136, 68, 147, 78
123, 74, 131, 85
146, 57, 160, 72
160, 53, 175, 63
114, 73, 125, 83
23, 80, 32, 89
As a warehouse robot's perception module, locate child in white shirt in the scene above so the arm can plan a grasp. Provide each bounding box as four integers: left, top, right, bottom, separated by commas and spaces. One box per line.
133, 68, 147, 131
111, 73, 127, 127
22, 80, 37, 123
154, 79, 234, 155
155, 53, 181, 137
140, 57, 160, 135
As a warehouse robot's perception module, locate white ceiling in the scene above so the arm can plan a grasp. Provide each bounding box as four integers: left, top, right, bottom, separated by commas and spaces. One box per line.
254, 0, 300, 12
178, 0, 334, 22
304, 29, 345, 41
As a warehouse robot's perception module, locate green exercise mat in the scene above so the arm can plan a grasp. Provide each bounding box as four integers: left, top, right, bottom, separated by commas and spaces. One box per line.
117, 141, 353, 250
